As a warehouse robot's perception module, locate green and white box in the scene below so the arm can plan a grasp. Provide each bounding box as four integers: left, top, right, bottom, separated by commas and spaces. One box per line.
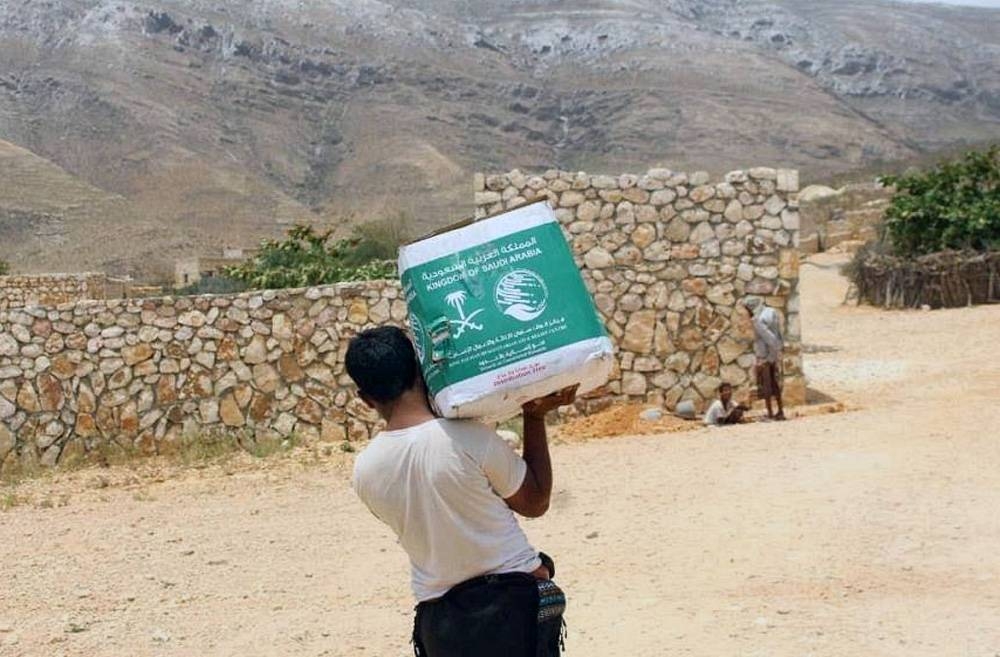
399, 200, 614, 419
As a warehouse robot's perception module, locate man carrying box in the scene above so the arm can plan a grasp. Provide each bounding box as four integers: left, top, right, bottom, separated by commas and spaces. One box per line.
347, 326, 573, 657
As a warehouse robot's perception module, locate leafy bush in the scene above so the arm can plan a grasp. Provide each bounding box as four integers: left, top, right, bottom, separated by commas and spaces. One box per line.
880, 145, 1000, 256
348, 212, 411, 265
0, 260, 9, 276
224, 215, 407, 290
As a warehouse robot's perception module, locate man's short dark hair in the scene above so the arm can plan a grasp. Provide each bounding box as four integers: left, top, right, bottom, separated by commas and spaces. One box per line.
718, 383, 733, 392
345, 326, 419, 403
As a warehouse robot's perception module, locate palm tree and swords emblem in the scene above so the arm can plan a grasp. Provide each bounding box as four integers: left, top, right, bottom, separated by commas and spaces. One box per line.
443, 290, 485, 338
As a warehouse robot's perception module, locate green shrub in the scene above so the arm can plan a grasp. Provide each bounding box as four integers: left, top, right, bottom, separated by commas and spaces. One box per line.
0, 260, 10, 276
224, 215, 408, 290
347, 212, 411, 266
880, 145, 1000, 256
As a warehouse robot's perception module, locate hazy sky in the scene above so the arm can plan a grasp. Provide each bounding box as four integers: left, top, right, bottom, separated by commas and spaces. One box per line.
898, 0, 1000, 6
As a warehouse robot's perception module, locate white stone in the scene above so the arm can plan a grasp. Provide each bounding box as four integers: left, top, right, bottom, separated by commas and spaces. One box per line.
689, 171, 711, 186
781, 210, 800, 231
244, 336, 268, 364
722, 240, 746, 257
776, 169, 799, 192
584, 247, 615, 270
368, 299, 391, 324
638, 175, 665, 190
764, 195, 787, 216
177, 311, 206, 328
762, 215, 784, 230
689, 185, 715, 203
560, 191, 585, 207
689, 222, 716, 244
639, 408, 663, 421
10, 325, 31, 343
699, 240, 721, 258
554, 208, 575, 225
590, 176, 618, 189
644, 242, 672, 262
0, 397, 14, 419
274, 413, 297, 436
622, 372, 647, 396
749, 167, 777, 180
0, 335, 18, 356
720, 364, 749, 385
682, 209, 710, 224
199, 399, 219, 424
635, 205, 658, 223
271, 313, 293, 339
650, 189, 677, 206
576, 200, 601, 222
735, 221, 755, 238
21, 343, 44, 358
475, 191, 502, 205
715, 182, 736, 199
618, 174, 639, 189
631, 224, 657, 249
99, 358, 124, 374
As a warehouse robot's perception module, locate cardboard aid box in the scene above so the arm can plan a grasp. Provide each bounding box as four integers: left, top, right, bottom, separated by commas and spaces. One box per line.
399, 200, 614, 420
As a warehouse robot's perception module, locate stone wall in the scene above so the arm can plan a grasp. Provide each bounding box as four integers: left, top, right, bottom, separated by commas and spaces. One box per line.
1, 166, 807, 473
798, 182, 893, 253
0, 282, 405, 474
0, 273, 107, 310
474, 167, 805, 412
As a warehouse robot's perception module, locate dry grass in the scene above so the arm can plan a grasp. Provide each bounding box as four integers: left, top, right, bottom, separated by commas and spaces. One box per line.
0, 429, 314, 505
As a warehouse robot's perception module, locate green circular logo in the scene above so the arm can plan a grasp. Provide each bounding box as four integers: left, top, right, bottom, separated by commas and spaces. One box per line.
495, 269, 549, 322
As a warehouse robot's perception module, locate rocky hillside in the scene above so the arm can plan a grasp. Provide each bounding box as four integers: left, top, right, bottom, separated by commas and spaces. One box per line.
1, 0, 997, 279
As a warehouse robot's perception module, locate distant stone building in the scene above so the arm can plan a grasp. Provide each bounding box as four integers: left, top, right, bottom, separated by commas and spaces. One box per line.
798, 182, 894, 253
174, 248, 257, 288
0, 272, 107, 309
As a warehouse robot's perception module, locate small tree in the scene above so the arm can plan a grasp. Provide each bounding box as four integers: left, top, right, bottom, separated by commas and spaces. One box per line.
880, 146, 1000, 256
0, 260, 10, 276
224, 216, 406, 290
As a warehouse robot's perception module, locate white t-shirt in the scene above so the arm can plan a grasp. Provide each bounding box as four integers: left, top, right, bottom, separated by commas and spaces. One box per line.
352, 418, 542, 602
704, 399, 728, 426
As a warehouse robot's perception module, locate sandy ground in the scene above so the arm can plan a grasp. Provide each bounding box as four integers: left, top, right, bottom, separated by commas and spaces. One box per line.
2, 254, 1000, 657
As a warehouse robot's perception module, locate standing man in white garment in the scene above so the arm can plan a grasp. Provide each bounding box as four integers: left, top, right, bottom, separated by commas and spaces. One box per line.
742, 296, 786, 421
347, 326, 573, 656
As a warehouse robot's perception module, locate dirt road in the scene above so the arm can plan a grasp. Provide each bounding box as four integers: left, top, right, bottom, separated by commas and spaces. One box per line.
2, 255, 999, 657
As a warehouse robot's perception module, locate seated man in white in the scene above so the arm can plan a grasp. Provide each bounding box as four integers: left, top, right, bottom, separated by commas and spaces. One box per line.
704, 382, 748, 426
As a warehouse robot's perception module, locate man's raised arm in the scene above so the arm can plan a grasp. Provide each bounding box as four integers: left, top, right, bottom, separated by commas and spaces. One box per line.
504, 386, 577, 518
